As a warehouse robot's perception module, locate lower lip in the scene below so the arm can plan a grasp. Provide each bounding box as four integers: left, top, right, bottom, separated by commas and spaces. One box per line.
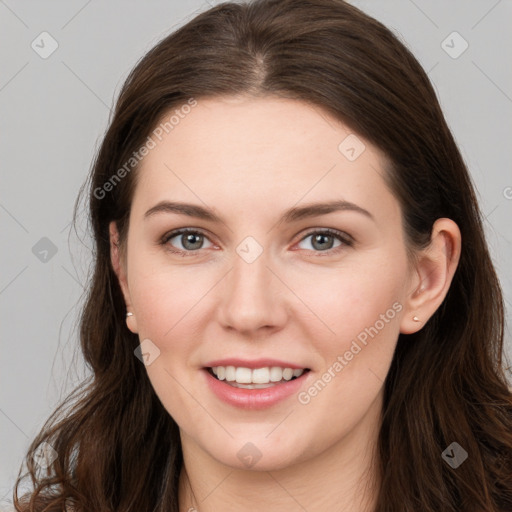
203, 368, 310, 410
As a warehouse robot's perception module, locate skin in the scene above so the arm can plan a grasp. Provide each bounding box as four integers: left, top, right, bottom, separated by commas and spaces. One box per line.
110, 95, 461, 512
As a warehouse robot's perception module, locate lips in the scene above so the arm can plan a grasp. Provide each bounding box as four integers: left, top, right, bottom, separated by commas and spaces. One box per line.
201, 358, 312, 409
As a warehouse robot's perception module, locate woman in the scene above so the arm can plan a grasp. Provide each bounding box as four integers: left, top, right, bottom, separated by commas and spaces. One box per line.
13, 0, 512, 510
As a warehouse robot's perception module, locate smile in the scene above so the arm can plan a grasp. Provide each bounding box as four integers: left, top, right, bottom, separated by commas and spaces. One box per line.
202, 364, 312, 409
208, 366, 308, 388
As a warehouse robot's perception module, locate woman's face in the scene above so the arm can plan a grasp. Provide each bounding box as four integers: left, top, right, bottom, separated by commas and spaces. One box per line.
113, 95, 416, 471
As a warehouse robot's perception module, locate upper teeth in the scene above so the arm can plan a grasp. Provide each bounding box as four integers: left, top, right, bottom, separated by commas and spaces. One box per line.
211, 366, 305, 384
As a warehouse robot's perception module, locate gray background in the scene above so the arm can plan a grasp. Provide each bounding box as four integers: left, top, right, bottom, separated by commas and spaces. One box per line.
1, 0, 511, 507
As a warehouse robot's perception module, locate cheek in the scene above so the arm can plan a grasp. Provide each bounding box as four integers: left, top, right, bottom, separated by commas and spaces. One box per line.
127, 263, 210, 425
291, 256, 405, 348
290, 254, 405, 414
128, 253, 209, 341
129, 243, 406, 354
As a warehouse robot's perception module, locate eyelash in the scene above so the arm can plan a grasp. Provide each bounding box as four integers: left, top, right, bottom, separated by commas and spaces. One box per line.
160, 227, 354, 257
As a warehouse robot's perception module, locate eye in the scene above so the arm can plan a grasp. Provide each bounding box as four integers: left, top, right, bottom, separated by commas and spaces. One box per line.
296, 229, 353, 255
161, 228, 214, 255
160, 227, 353, 257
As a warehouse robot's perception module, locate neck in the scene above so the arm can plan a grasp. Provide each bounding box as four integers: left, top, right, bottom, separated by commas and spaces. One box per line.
177, 395, 382, 512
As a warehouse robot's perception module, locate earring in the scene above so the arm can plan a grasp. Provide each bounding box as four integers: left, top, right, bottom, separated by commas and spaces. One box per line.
413, 316, 420, 322
126, 312, 133, 317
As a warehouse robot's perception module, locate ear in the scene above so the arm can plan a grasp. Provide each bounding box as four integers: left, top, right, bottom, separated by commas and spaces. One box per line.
400, 218, 462, 334
109, 221, 138, 333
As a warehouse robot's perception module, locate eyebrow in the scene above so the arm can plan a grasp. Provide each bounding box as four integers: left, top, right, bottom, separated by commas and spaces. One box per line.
144, 199, 374, 224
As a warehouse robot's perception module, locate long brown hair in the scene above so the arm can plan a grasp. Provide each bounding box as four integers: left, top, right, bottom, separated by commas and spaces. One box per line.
13, 0, 512, 510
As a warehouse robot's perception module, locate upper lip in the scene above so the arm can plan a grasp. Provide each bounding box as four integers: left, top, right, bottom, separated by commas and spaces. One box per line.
203, 358, 309, 370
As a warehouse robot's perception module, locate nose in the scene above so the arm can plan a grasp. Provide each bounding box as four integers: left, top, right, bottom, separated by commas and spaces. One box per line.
216, 246, 288, 336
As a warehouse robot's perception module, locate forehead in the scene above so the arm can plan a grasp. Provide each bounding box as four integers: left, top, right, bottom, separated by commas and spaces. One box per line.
132, 96, 399, 227
146, 95, 357, 171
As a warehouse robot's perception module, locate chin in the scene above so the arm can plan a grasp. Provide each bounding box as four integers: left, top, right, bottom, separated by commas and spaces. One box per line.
203, 434, 309, 472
